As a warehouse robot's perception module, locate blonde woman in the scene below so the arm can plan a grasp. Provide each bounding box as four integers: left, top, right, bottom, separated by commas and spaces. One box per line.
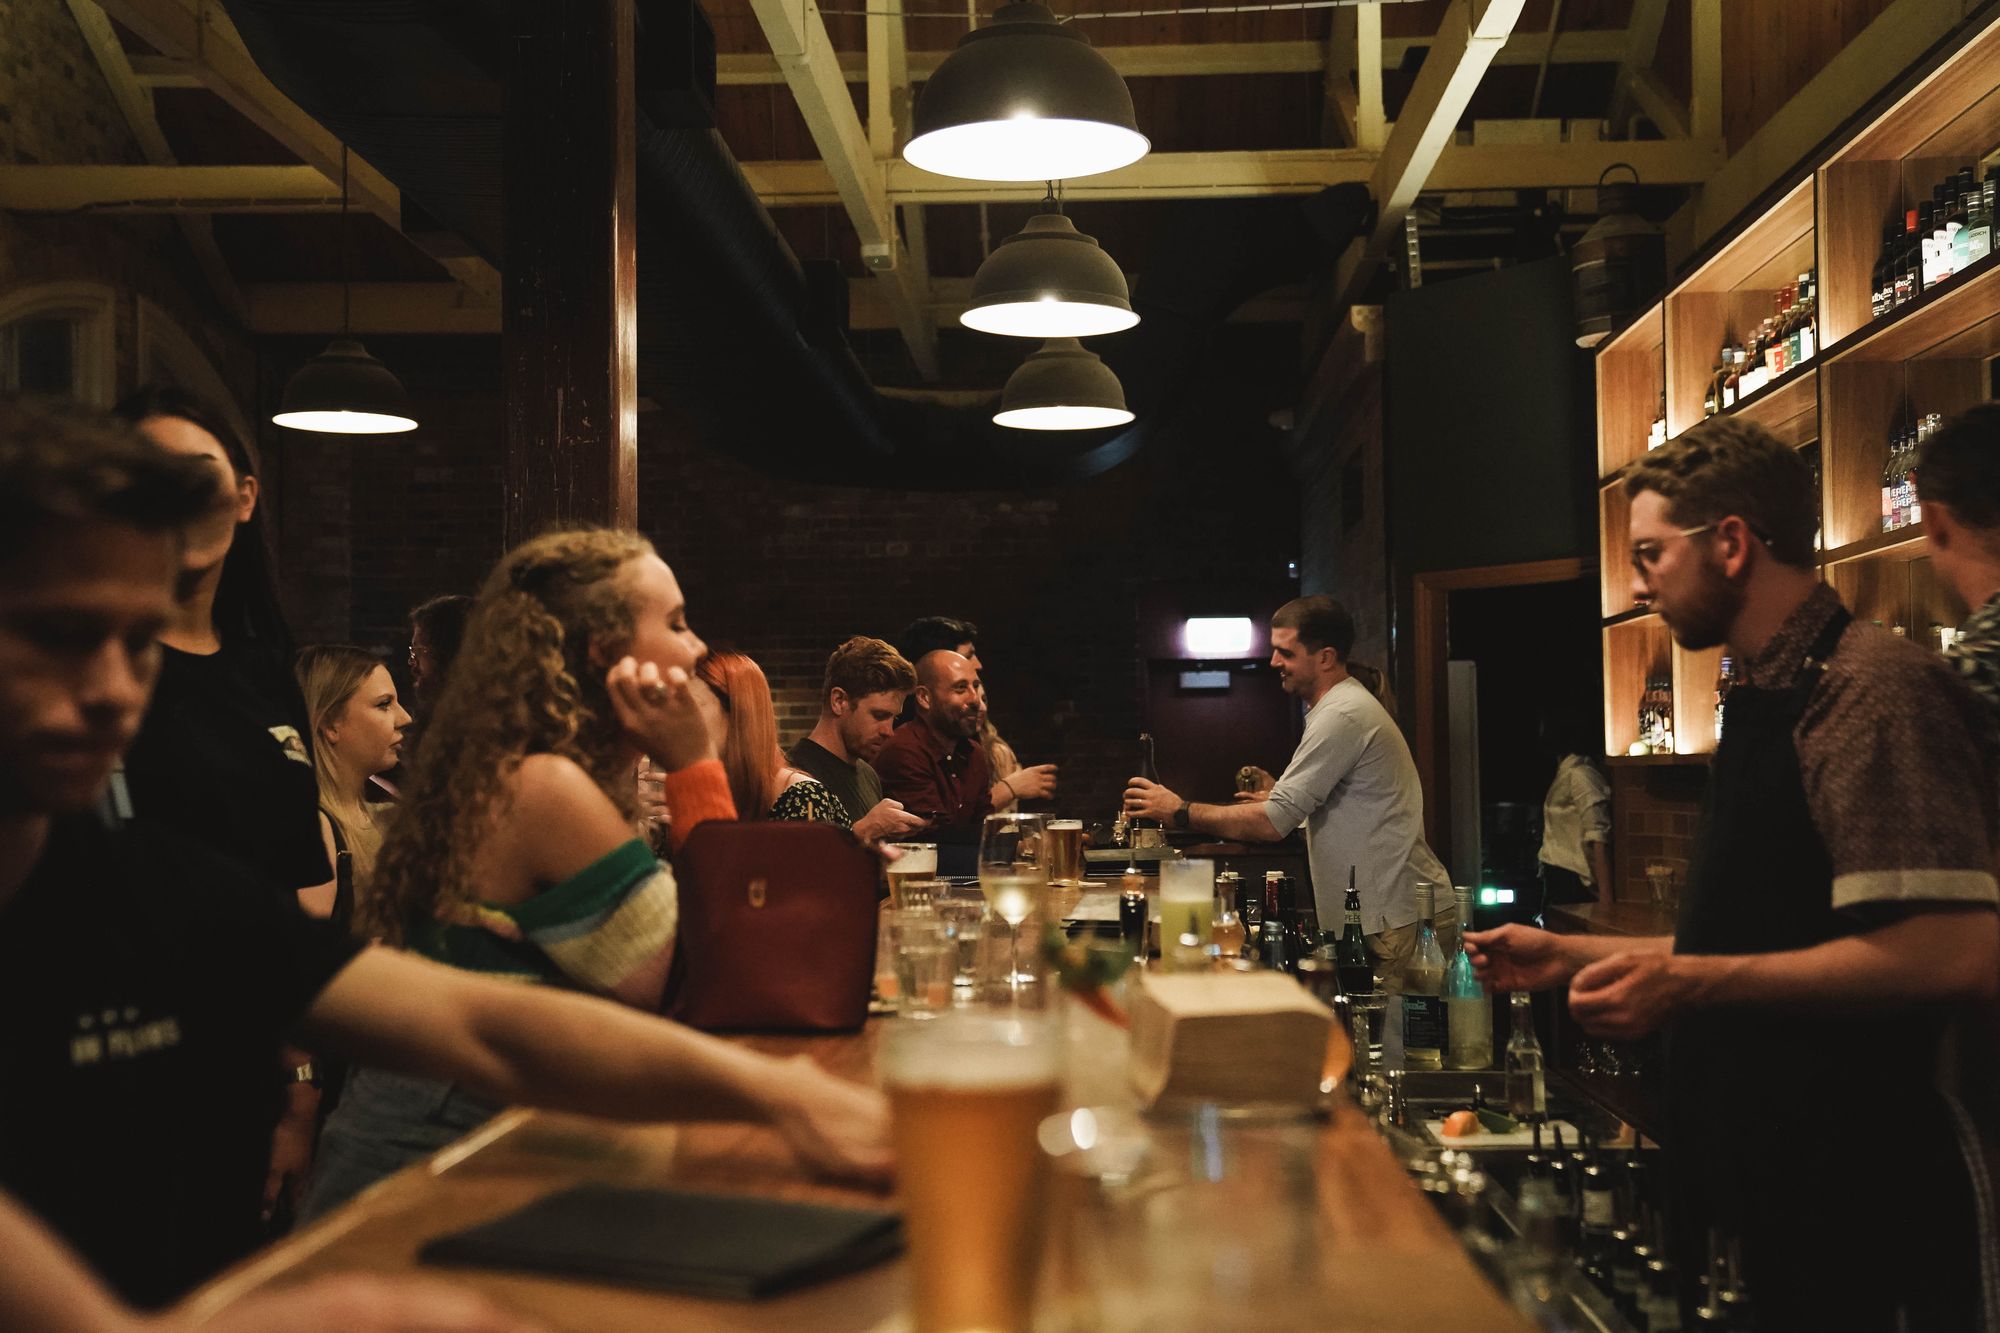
295, 646, 411, 931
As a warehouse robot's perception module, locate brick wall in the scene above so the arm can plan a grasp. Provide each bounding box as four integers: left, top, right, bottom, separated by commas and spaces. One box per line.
1608, 763, 1707, 905
264, 328, 1304, 821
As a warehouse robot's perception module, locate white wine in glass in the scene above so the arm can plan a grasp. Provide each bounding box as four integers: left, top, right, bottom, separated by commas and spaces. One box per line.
979, 812, 1047, 994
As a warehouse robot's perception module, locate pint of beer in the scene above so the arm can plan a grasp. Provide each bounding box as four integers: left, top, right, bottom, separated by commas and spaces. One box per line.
884, 1012, 1061, 1333
1045, 819, 1085, 885
886, 842, 938, 908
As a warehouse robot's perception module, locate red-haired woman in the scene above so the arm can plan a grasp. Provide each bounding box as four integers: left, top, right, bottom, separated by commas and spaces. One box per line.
696, 652, 848, 824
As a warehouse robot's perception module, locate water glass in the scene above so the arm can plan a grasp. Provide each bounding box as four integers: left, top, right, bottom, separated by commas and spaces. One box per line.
896, 914, 956, 1019
1644, 861, 1676, 911
935, 888, 988, 991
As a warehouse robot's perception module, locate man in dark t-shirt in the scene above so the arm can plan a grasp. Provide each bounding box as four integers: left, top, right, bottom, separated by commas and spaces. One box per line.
784, 636, 927, 842
0, 402, 890, 1326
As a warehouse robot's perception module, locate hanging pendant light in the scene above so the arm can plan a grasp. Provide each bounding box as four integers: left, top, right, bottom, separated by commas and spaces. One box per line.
1571, 163, 1665, 349
993, 337, 1134, 430
963, 206, 1137, 338
904, 2, 1149, 183
272, 148, 419, 435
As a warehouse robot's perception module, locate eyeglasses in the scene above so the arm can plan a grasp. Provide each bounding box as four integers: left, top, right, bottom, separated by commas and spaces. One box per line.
1629, 519, 1774, 577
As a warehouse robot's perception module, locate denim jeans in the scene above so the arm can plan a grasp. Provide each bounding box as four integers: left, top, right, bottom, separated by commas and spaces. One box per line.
298, 1066, 503, 1223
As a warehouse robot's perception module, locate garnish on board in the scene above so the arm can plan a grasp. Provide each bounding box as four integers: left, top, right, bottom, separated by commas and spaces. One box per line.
1040, 925, 1138, 1029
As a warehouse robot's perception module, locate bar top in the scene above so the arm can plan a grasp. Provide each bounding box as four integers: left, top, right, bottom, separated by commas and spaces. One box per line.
1545, 901, 1678, 938
182, 1025, 1532, 1331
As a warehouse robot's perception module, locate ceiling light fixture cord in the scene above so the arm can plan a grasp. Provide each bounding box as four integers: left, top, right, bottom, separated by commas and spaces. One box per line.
339, 145, 351, 335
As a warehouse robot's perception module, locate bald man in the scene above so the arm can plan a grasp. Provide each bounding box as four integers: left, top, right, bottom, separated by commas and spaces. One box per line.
873, 650, 996, 833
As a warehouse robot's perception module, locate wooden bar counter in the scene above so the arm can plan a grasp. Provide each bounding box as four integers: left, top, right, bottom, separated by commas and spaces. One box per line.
181, 1026, 1530, 1332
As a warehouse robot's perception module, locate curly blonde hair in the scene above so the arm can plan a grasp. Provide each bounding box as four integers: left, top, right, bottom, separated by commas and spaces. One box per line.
364, 528, 653, 942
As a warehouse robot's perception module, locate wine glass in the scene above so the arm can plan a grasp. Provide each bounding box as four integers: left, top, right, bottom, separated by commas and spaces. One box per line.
979, 812, 1047, 995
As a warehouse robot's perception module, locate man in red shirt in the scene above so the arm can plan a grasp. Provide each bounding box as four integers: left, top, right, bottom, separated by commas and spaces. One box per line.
874, 650, 996, 834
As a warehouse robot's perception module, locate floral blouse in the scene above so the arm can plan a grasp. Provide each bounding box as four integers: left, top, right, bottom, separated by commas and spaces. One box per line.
769, 776, 851, 828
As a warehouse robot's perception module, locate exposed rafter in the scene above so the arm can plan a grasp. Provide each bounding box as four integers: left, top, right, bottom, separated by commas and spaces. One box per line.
748, 0, 938, 379
10, 139, 1724, 215
88, 0, 498, 303
713, 29, 1629, 85
62, 0, 245, 321
241, 279, 1310, 335
1606, 0, 1672, 130
1330, 0, 1529, 306
741, 138, 1721, 206
0, 164, 338, 212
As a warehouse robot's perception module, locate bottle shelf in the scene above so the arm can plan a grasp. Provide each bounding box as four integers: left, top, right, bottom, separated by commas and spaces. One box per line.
1822, 524, 1930, 565
1820, 253, 2000, 366
1598, 7, 1999, 762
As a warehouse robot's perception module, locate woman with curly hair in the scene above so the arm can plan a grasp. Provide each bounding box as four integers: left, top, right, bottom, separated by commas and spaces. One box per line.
301, 529, 824, 1219
697, 651, 847, 824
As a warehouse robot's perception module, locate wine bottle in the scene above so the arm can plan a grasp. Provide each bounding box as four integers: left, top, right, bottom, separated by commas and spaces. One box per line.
1445, 884, 1492, 1069
1505, 990, 1547, 1120
1336, 868, 1373, 996
1399, 883, 1447, 1071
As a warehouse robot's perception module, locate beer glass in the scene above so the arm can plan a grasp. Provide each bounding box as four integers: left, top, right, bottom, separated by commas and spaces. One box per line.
885, 1011, 1061, 1333
886, 843, 938, 908
979, 812, 1047, 994
1046, 818, 1085, 885
1157, 858, 1214, 973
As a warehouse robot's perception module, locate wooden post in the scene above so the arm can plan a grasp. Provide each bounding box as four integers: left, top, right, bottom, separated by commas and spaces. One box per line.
503, 0, 639, 541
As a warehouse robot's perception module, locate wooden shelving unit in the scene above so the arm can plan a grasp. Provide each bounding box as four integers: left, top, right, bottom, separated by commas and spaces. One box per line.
1595, 7, 2000, 761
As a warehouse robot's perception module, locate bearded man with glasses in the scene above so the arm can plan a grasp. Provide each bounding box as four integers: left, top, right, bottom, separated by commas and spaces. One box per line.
1467, 416, 1999, 1330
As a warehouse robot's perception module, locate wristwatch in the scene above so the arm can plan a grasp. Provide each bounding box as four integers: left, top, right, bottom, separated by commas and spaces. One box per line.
1172, 800, 1192, 831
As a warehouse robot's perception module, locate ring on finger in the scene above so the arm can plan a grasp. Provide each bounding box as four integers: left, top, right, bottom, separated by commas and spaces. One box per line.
640, 681, 668, 704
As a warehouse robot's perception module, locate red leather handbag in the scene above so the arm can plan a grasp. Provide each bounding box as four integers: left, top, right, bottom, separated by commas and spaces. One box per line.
665, 821, 881, 1033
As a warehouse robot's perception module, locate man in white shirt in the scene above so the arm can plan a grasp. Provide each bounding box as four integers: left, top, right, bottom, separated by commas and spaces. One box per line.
1539, 741, 1613, 906
1123, 596, 1452, 987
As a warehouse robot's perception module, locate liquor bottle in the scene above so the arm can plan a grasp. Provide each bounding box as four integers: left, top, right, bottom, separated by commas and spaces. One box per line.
1505, 990, 1547, 1121
1399, 883, 1448, 1071
1881, 433, 1899, 533
1445, 884, 1492, 1069
1719, 347, 1740, 409
1577, 1141, 1619, 1292
1702, 355, 1722, 418
1713, 655, 1734, 743
1912, 200, 1928, 294
1292, 897, 1321, 971
1259, 918, 1288, 973
1951, 169, 1980, 273
1897, 208, 1919, 305
1336, 869, 1373, 996
1546, 1126, 1579, 1248
1872, 224, 1895, 318
1933, 183, 1956, 285
1648, 389, 1668, 450
1969, 168, 1996, 266
1796, 270, 1816, 360
1507, 1178, 1575, 1324
1641, 1255, 1685, 1332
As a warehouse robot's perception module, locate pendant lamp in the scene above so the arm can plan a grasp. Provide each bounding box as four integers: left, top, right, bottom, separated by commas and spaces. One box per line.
272, 148, 419, 435
904, 2, 1149, 183
992, 337, 1134, 430
963, 209, 1137, 338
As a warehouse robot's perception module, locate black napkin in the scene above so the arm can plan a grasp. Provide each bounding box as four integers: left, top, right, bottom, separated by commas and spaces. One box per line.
418, 1184, 903, 1300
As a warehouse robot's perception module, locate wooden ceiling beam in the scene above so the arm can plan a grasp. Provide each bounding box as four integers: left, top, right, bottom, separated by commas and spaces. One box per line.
742, 137, 1720, 206
88, 0, 498, 303
0, 163, 339, 212
62, 1, 246, 321
245, 278, 1310, 335
748, 0, 938, 379
1330, 0, 1529, 306
715, 29, 1629, 84
1605, 0, 1671, 129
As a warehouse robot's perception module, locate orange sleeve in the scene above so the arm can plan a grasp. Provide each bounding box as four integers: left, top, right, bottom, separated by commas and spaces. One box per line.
661, 758, 737, 852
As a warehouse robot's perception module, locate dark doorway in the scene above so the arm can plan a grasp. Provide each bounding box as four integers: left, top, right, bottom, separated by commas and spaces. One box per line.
1446, 576, 1602, 903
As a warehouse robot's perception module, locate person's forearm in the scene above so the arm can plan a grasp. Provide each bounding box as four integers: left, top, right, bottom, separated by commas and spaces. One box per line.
989, 778, 1015, 810
1188, 800, 1283, 843
0, 1191, 136, 1333
1684, 907, 1999, 1012
414, 977, 790, 1125
1570, 932, 1670, 970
